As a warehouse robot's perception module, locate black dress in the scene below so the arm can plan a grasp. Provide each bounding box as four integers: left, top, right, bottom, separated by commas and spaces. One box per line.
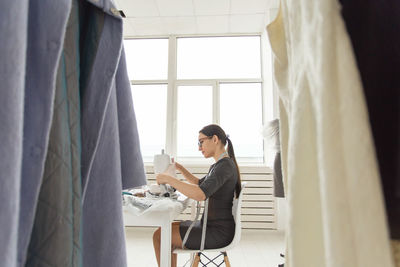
179, 157, 238, 249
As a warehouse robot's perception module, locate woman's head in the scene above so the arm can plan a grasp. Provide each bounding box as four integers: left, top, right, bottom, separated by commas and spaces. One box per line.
198, 124, 228, 158
198, 124, 242, 197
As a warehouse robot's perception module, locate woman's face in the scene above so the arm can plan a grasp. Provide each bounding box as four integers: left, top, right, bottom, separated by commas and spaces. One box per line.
198, 133, 215, 158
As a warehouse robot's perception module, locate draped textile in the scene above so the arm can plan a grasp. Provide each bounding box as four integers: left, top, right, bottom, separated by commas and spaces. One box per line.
267, 1, 393, 266
18, 1, 72, 265
0, 1, 28, 266
338, 1, 400, 264
338, 0, 400, 240
26, 1, 82, 265
0, 0, 147, 266
78, 2, 147, 265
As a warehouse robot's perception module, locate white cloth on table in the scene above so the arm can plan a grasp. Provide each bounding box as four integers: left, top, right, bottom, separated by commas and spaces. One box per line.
123, 194, 190, 220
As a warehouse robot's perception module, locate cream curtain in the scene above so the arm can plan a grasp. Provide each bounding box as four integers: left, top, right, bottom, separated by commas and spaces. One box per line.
267, 1, 394, 266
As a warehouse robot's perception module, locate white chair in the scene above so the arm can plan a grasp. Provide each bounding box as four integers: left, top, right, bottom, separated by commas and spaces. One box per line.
174, 182, 247, 267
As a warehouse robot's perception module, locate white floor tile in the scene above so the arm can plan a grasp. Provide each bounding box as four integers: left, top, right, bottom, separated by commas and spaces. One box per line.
125, 227, 285, 267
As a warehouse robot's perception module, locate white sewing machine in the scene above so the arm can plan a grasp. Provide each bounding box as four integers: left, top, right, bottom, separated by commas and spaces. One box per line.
150, 149, 177, 197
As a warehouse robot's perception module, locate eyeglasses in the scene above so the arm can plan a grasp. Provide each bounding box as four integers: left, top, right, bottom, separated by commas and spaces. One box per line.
198, 136, 212, 147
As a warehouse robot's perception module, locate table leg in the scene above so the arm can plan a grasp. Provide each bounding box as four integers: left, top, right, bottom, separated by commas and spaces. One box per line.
160, 222, 171, 267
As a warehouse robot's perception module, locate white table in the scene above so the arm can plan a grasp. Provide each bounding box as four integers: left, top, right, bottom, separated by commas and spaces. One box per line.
123, 194, 191, 267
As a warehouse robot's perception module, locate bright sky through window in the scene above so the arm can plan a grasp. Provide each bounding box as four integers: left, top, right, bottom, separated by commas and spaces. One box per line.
124, 38, 168, 80
220, 83, 263, 161
131, 84, 167, 161
177, 36, 261, 79
177, 85, 213, 159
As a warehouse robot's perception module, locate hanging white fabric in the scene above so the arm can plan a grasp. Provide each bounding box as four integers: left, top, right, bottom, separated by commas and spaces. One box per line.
266, 1, 394, 266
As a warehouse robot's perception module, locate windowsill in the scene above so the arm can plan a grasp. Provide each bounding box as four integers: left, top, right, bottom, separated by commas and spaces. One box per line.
143, 162, 273, 173
144, 162, 268, 167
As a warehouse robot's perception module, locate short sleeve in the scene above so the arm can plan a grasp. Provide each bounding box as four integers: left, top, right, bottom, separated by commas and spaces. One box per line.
198, 176, 206, 185
199, 162, 233, 198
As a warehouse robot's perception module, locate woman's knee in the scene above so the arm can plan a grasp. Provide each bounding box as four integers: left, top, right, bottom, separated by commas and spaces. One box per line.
171, 223, 183, 249
153, 227, 161, 243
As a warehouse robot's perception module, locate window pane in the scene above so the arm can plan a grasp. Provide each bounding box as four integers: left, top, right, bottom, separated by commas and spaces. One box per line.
124, 39, 168, 80
131, 84, 167, 161
177, 36, 261, 79
220, 83, 263, 162
177, 86, 213, 159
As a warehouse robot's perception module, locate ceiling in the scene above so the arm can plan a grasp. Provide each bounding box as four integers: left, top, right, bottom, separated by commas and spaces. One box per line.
113, 0, 279, 37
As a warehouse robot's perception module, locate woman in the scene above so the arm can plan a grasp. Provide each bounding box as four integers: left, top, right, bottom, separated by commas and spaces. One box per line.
153, 124, 242, 267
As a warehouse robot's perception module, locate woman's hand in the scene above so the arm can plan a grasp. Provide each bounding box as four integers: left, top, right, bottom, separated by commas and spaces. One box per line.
174, 161, 184, 172
156, 173, 171, 185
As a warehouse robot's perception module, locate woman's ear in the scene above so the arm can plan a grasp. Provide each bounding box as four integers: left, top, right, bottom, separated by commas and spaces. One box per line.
214, 135, 222, 146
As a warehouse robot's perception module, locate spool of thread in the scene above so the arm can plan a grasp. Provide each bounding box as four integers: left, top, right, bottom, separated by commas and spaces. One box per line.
149, 184, 162, 194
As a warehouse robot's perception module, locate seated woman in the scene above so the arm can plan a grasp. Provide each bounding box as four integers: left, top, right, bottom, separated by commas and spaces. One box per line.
153, 124, 242, 267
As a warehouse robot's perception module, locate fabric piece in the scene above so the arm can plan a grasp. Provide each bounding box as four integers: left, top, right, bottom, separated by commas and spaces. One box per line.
392, 240, 400, 267
78, 0, 105, 94
82, 83, 128, 267
273, 152, 284, 198
278, 100, 289, 198
79, 2, 146, 266
1, 0, 144, 266
18, 1, 72, 266
338, 0, 400, 239
267, 2, 393, 266
261, 119, 284, 197
26, 0, 82, 265
262, 119, 281, 153
0, 1, 28, 266
123, 197, 185, 217
116, 48, 147, 189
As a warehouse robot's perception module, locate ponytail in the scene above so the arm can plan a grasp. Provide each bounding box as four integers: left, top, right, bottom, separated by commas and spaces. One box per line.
226, 137, 242, 198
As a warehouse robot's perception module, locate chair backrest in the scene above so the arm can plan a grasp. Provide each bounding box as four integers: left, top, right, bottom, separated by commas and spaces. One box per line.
224, 181, 246, 250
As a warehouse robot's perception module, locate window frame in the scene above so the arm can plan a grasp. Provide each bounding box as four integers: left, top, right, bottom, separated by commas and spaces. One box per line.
125, 34, 271, 166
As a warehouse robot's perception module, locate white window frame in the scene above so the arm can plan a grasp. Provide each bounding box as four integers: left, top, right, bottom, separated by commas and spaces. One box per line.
125, 34, 272, 167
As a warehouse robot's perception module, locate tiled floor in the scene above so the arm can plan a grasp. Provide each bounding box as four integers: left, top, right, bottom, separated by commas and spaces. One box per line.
125, 227, 285, 267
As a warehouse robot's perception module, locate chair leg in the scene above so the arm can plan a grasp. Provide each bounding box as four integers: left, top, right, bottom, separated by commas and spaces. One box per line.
222, 252, 231, 267
191, 253, 201, 267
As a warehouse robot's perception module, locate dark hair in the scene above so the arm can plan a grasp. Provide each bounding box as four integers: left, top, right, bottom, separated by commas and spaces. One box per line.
199, 124, 242, 198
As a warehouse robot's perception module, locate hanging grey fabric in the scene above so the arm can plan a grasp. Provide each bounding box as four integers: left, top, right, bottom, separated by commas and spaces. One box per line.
263, 119, 284, 198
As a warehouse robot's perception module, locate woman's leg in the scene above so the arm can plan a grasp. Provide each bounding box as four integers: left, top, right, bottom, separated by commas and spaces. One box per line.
171, 222, 183, 267
153, 221, 183, 267
153, 227, 161, 266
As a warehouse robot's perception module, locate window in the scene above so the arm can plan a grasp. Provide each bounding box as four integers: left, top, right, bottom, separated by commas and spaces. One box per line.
125, 36, 268, 164
177, 85, 213, 158
220, 83, 263, 161
124, 38, 168, 80
131, 84, 167, 161
124, 39, 168, 162
177, 36, 261, 79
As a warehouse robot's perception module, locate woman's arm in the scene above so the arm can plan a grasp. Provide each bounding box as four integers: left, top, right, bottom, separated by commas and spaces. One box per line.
156, 173, 206, 201
175, 162, 200, 185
